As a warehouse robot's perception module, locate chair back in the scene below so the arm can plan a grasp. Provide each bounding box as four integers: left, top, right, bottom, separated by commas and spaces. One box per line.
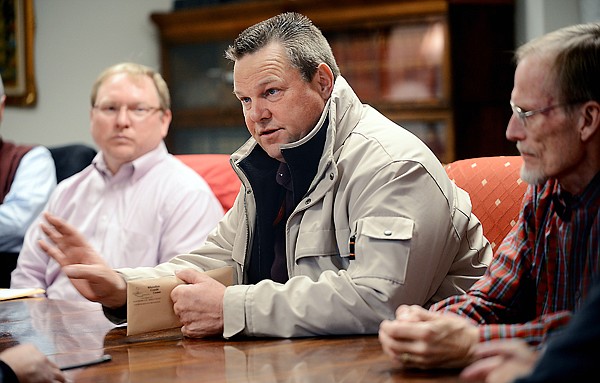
49, 144, 97, 183
445, 156, 527, 252
175, 154, 241, 211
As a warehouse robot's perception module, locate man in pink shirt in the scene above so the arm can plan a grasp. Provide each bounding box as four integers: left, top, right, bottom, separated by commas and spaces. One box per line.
10, 62, 224, 301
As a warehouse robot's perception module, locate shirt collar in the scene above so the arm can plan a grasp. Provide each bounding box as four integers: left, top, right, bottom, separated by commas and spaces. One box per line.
92, 141, 169, 182
553, 170, 600, 222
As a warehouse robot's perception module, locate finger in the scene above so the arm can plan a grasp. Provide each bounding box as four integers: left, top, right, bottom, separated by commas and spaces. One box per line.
43, 212, 69, 231
55, 369, 67, 383
395, 304, 425, 320
62, 264, 108, 281
460, 355, 504, 381
471, 339, 530, 360
378, 323, 419, 357
402, 305, 440, 321
38, 239, 66, 264
175, 268, 206, 284
379, 315, 432, 343
43, 212, 83, 241
39, 222, 60, 243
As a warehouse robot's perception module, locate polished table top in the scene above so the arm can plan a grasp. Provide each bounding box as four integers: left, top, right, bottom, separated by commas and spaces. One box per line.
0, 298, 462, 382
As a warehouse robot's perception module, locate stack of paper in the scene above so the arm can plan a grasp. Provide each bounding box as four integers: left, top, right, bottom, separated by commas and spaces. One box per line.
0, 288, 45, 301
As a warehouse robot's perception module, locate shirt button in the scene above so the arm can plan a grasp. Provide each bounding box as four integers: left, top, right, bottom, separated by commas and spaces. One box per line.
384, 230, 392, 236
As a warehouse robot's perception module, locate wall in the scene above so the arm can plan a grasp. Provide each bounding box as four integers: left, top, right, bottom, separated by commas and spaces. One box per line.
2, 0, 597, 150
2, 0, 172, 149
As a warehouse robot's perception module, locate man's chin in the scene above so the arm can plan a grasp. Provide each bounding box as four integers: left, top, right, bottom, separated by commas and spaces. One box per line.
520, 166, 548, 185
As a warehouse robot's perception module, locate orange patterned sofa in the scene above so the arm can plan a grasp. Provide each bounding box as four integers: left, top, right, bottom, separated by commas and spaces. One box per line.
445, 156, 527, 253
175, 154, 240, 212
177, 154, 527, 254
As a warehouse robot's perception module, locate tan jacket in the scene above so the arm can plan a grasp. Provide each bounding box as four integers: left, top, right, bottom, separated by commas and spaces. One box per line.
116, 77, 492, 338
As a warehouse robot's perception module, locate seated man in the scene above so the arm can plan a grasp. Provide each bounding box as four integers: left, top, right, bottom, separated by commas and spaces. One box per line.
0, 75, 56, 287
379, 22, 600, 369
10, 62, 224, 301
40, 13, 491, 338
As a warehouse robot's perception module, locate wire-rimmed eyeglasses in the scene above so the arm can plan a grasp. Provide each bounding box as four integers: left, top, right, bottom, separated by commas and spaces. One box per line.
509, 101, 577, 127
93, 104, 163, 121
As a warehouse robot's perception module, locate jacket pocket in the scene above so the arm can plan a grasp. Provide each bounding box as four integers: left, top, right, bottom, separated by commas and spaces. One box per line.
354, 216, 414, 283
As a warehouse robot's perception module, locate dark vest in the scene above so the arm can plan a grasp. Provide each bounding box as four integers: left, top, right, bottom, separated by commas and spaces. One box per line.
0, 138, 33, 203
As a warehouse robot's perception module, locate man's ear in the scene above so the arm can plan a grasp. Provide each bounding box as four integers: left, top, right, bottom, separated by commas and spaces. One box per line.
314, 63, 334, 99
580, 100, 600, 142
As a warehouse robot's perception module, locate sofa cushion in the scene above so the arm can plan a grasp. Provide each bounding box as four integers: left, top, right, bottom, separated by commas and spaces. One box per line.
445, 156, 527, 253
176, 154, 240, 211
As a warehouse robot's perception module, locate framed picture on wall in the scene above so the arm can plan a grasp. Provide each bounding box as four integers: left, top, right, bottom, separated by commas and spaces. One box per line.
0, 0, 36, 106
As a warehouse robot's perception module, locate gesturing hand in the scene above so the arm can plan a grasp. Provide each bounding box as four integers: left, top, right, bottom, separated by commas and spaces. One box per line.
172, 269, 226, 338
38, 212, 127, 308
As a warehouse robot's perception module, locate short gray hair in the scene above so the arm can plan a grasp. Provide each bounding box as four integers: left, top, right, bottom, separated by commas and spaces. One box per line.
225, 12, 340, 82
516, 22, 600, 106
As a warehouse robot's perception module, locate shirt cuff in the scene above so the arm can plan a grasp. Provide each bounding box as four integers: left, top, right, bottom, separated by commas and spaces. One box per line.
223, 285, 250, 338
102, 304, 128, 325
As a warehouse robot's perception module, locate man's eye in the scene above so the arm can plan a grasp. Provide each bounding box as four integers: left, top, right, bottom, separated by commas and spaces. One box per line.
104, 106, 118, 112
266, 89, 279, 96
240, 97, 251, 104
134, 106, 149, 112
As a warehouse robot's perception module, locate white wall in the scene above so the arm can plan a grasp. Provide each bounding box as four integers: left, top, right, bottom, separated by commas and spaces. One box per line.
2, 0, 172, 149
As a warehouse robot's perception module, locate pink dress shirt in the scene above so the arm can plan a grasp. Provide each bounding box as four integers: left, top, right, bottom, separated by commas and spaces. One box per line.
11, 142, 224, 301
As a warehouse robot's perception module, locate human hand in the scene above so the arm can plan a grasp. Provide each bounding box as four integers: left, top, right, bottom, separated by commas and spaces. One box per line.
38, 212, 126, 308
0, 344, 65, 383
172, 269, 226, 338
378, 305, 479, 369
460, 339, 539, 383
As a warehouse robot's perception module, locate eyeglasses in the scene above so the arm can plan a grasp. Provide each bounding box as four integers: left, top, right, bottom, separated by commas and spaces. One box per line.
93, 104, 162, 120
509, 101, 572, 127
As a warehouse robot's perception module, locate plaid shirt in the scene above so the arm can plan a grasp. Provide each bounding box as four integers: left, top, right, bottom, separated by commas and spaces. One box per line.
432, 172, 600, 346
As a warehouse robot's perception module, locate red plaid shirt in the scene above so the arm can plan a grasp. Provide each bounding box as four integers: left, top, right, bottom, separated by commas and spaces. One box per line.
432, 173, 600, 346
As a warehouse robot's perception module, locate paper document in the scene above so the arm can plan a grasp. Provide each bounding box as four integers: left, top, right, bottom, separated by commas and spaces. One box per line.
0, 288, 45, 301
126, 267, 233, 336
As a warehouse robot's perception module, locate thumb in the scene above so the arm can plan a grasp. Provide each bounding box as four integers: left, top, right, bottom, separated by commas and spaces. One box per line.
175, 268, 207, 284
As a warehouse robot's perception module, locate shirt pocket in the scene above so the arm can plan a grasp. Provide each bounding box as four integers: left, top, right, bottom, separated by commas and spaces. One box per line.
354, 216, 414, 284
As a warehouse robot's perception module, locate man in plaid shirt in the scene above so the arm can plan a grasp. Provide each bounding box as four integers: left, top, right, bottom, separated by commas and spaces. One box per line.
379, 21, 600, 371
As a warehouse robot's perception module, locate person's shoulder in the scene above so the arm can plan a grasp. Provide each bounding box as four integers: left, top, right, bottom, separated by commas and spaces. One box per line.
24, 145, 52, 158
158, 154, 213, 187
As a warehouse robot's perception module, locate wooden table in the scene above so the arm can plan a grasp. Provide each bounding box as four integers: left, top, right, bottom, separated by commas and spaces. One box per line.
0, 298, 462, 382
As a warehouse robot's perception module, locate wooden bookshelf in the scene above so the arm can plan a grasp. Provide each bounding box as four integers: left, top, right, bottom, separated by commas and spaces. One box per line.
151, 0, 515, 162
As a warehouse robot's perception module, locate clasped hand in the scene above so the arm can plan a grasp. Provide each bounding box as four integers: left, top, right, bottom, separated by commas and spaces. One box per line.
378, 304, 480, 369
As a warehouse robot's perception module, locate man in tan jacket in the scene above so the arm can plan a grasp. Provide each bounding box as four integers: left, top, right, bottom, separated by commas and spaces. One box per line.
41, 12, 491, 339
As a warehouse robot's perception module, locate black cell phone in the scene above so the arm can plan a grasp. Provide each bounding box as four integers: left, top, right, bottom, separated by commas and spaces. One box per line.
59, 354, 112, 371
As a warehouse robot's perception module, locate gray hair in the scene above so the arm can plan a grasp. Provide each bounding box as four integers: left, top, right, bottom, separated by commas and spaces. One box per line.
0, 74, 4, 98
90, 62, 170, 110
516, 22, 600, 107
224, 12, 340, 82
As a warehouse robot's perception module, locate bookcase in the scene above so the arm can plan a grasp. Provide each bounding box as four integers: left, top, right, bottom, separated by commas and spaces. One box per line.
151, 0, 515, 163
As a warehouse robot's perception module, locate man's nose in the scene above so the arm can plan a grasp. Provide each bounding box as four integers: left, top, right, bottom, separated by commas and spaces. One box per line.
249, 100, 270, 122
116, 106, 131, 124
506, 114, 525, 142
